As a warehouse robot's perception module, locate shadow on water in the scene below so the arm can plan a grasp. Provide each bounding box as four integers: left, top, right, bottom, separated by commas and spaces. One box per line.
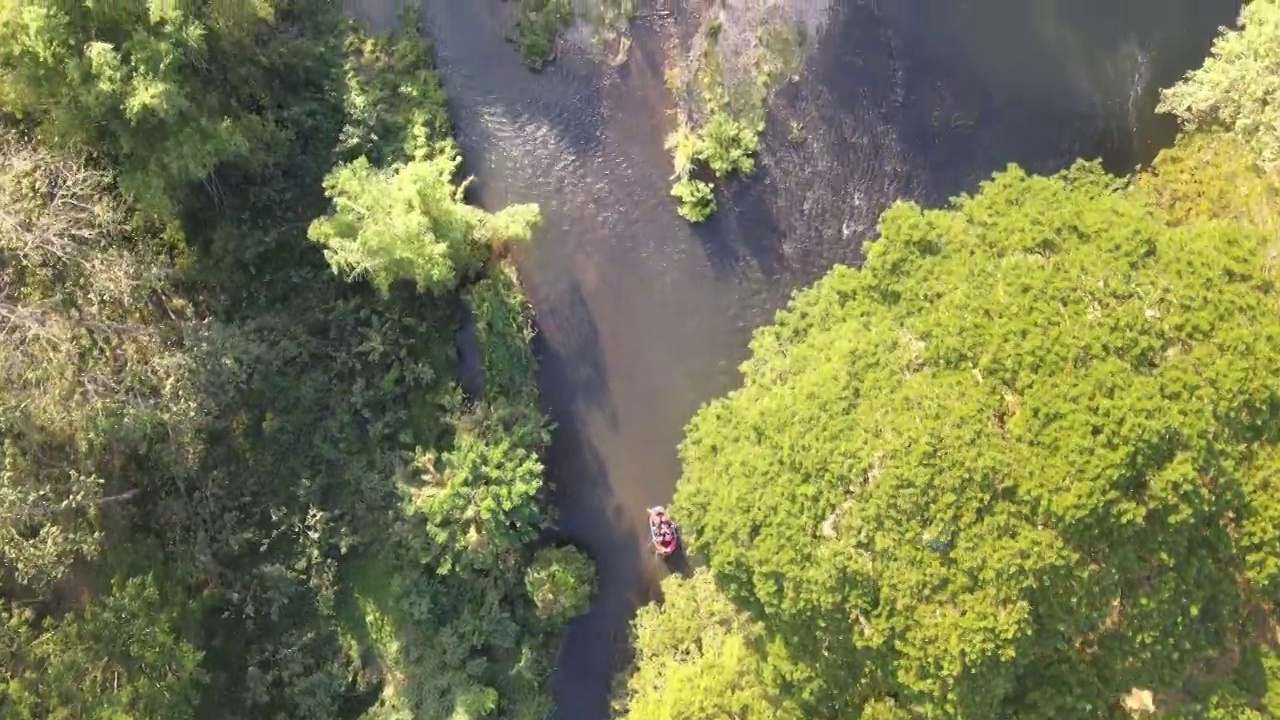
687, 172, 789, 282
534, 338, 637, 720
533, 279, 619, 429
413, 0, 1240, 718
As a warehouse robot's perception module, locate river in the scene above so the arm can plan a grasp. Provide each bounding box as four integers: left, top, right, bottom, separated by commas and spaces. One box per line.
413, 0, 1237, 718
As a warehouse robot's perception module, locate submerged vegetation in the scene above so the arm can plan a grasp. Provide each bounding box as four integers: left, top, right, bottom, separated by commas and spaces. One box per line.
664, 4, 807, 221
511, 0, 637, 69
0, 2, 591, 719
513, 0, 573, 69
507, 0, 802, 221
618, 1, 1280, 718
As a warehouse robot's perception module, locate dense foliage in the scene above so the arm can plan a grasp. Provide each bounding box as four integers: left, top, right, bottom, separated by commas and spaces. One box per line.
651, 161, 1280, 719
0, 0, 289, 215
0, 2, 589, 719
618, 8, 1280, 720
1157, 0, 1280, 175
615, 569, 801, 720
309, 153, 540, 294
525, 545, 597, 624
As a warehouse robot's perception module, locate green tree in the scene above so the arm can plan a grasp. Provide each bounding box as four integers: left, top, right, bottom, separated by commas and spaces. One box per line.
0, 0, 294, 215
525, 545, 596, 624
1, 574, 203, 719
673, 163, 1280, 718
308, 153, 540, 294
408, 402, 550, 575
616, 569, 802, 720
1158, 0, 1280, 174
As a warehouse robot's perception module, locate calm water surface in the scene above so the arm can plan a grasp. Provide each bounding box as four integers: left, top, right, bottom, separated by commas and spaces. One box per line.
416, 1, 1238, 717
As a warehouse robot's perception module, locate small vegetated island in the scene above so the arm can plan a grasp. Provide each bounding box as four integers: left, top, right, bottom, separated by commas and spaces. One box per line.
615, 2, 1280, 719
0, 2, 594, 720
510, 0, 636, 69
509, 0, 806, 222
662, 1, 806, 222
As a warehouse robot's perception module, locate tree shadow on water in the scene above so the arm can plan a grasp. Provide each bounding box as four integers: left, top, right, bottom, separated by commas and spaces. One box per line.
693, 164, 790, 283
528, 275, 646, 719
541, 402, 646, 720
531, 276, 618, 431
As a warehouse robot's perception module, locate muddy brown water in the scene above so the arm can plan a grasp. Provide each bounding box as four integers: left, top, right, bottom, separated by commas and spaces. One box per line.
406, 1, 1239, 718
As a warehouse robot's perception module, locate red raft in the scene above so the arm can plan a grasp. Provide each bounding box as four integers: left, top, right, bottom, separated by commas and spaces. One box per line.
648, 506, 679, 557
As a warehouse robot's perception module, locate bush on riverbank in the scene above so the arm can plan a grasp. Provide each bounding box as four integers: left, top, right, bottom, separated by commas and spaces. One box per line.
526, 545, 597, 624
615, 568, 803, 720
339, 15, 454, 165
514, 0, 573, 68
467, 268, 542, 408
0, 3, 582, 719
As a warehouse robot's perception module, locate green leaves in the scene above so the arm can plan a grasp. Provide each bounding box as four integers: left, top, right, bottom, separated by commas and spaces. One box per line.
0, 0, 284, 216
309, 153, 540, 295
525, 545, 596, 624
1, 575, 203, 720
617, 569, 803, 720
513, 0, 573, 69
416, 421, 547, 573
665, 112, 760, 222
466, 270, 540, 407
338, 22, 452, 164
670, 162, 1280, 718
1158, 0, 1280, 175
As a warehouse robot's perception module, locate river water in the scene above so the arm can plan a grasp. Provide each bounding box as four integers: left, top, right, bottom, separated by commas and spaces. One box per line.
414, 0, 1237, 717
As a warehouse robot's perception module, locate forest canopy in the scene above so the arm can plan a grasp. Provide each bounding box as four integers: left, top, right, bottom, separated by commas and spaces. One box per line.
616, 7, 1280, 719
651, 161, 1280, 719
0, 2, 588, 719
0, 0, 292, 215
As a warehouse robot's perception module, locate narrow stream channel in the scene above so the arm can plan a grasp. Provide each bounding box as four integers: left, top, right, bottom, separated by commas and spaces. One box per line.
416, 1, 1238, 718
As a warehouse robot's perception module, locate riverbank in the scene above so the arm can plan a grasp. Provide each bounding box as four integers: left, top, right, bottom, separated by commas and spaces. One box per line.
329, 7, 599, 719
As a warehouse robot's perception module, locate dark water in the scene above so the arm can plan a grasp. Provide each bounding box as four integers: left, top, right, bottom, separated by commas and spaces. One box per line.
416, 1, 1238, 717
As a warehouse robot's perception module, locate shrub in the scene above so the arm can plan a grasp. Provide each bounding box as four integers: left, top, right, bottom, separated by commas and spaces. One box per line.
525, 545, 596, 624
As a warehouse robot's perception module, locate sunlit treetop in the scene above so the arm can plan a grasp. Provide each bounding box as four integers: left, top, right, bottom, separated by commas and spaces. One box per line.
675, 162, 1280, 718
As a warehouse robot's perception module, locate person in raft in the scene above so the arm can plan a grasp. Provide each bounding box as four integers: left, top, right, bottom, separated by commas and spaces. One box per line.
650, 507, 675, 545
